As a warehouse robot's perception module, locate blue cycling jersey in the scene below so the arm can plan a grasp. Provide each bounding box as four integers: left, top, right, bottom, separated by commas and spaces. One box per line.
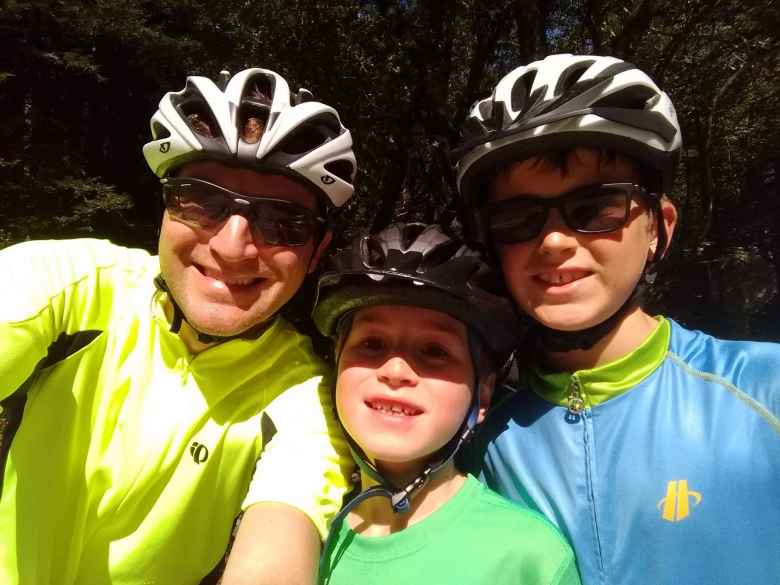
473, 318, 780, 585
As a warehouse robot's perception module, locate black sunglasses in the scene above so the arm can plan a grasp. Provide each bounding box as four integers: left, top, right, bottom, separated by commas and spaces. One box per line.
481, 183, 653, 245
161, 177, 325, 247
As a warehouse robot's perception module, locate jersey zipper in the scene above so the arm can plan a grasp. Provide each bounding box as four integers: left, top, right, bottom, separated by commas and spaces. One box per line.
566, 372, 607, 583
567, 374, 586, 414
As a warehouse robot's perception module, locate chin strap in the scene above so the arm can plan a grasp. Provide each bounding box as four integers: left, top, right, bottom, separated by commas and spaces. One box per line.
318, 423, 476, 580
526, 194, 667, 353
531, 275, 650, 352
531, 286, 642, 352
319, 333, 484, 580
153, 275, 266, 344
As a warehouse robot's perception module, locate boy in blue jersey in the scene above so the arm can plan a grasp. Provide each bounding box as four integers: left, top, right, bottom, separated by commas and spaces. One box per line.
452, 54, 780, 585
311, 223, 581, 585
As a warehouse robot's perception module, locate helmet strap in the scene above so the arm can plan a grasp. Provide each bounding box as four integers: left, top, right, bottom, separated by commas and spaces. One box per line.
531, 267, 651, 353
528, 194, 666, 354
325, 329, 483, 520
153, 274, 270, 345
321, 422, 477, 577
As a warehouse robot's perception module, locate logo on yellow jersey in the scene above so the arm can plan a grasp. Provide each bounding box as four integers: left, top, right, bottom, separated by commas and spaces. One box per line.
190, 441, 209, 464
657, 479, 702, 522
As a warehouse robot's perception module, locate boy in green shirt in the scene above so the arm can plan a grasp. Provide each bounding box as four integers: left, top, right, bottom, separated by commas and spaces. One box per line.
312, 223, 581, 585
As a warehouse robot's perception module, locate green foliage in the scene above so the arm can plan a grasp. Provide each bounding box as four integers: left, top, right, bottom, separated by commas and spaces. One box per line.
1, 0, 778, 338
0, 174, 134, 245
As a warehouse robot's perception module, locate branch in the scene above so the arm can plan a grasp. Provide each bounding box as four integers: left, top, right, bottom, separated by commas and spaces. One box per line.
653, 0, 722, 83
457, 1, 516, 125
610, 0, 656, 59
583, 0, 603, 53
701, 41, 780, 239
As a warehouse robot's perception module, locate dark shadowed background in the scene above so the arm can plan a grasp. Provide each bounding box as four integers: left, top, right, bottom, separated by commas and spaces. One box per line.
1, 0, 778, 340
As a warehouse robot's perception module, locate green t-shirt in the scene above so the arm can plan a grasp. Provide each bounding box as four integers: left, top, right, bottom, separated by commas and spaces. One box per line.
320, 475, 581, 585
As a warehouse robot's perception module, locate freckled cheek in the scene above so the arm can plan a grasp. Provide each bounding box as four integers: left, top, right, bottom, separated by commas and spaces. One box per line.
335, 378, 370, 438
439, 385, 474, 426
335, 368, 365, 414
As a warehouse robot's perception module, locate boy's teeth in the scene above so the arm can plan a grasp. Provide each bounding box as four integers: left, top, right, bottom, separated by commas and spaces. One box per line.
370, 401, 419, 416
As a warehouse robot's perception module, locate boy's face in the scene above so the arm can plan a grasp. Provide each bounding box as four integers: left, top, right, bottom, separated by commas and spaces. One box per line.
489, 149, 662, 332
158, 160, 330, 337
336, 305, 477, 479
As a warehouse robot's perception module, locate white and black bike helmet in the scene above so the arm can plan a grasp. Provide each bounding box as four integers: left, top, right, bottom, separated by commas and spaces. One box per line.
143, 67, 356, 208
454, 54, 682, 206
452, 55, 682, 352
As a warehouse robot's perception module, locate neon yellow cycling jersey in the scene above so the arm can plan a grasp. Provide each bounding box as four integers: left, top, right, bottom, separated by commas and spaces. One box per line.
0, 238, 352, 585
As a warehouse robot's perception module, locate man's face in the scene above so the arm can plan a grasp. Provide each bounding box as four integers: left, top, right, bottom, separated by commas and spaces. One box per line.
336, 305, 476, 481
158, 160, 329, 337
489, 149, 660, 332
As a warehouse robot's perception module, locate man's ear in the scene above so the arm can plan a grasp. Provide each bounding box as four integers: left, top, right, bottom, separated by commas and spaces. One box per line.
476, 373, 496, 424
308, 230, 333, 274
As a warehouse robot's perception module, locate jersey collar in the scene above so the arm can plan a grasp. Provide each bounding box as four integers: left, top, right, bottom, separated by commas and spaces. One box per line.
529, 317, 670, 408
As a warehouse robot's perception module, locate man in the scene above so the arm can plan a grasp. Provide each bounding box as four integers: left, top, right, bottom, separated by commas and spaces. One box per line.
0, 67, 356, 584
453, 54, 780, 585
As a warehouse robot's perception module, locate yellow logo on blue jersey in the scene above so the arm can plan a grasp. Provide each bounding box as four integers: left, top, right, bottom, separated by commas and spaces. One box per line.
657, 480, 702, 522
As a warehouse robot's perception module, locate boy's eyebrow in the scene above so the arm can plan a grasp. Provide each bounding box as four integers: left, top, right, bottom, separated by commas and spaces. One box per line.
353, 310, 466, 337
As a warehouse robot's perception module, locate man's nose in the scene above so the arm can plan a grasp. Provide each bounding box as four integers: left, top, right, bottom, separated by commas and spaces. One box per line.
209, 214, 260, 261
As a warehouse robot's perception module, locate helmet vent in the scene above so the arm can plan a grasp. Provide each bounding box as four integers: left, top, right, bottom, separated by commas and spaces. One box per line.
511, 70, 537, 114
477, 99, 493, 122
324, 160, 354, 182
360, 236, 387, 269
554, 60, 596, 96
594, 60, 636, 82
152, 120, 171, 140
244, 74, 275, 105
460, 116, 488, 140
239, 80, 273, 144
238, 102, 270, 144
276, 126, 328, 155
401, 223, 426, 249
526, 85, 547, 113
275, 113, 339, 155
180, 103, 220, 138
418, 240, 461, 274
592, 86, 656, 110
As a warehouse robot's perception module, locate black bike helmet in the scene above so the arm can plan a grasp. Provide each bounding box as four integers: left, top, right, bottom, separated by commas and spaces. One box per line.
314, 223, 521, 575
314, 222, 519, 361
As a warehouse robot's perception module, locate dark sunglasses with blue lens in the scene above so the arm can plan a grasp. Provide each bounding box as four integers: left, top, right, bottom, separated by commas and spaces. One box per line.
481, 183, 655, 245
161, 177, 325, 247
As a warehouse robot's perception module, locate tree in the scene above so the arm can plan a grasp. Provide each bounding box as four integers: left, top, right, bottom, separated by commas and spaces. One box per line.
1, 0, 777, 338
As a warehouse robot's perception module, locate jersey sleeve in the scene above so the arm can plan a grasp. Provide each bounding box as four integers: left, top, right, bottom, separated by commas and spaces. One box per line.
0, 238, 153, 401
242, 375, 353, 539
